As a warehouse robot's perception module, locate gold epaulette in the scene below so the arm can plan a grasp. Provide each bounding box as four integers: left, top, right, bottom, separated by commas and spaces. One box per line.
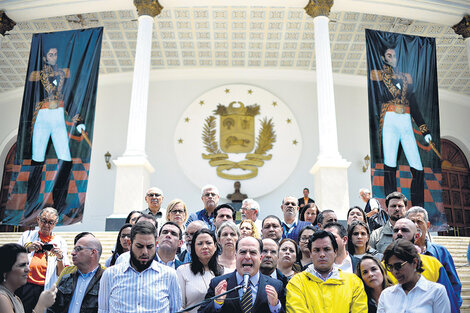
370, 70, 383, 81
29, 71, 41, 81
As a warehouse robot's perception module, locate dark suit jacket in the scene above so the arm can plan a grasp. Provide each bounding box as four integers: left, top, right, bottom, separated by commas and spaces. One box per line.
351, 255, 360, 274
298, 197, 314, 208
275, 269, 289, 289
198, 271, 285, 313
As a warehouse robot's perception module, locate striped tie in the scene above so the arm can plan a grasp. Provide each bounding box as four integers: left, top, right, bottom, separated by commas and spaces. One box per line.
241, 284, 253, 313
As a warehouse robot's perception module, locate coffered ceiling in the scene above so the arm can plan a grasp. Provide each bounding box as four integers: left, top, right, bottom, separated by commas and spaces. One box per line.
0, 6, 469, 95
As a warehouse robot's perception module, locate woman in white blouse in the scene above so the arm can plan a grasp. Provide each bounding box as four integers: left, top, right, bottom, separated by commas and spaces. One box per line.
378, 239, 450, 313
177, 229, 223, 313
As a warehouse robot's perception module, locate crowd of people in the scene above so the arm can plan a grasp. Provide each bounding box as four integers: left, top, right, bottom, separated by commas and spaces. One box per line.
0, 185, 462, 313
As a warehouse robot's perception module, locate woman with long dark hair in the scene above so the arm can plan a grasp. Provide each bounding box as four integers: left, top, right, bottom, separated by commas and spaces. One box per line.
347, 206, 368, 226
356, 255, 392, 313
299, 203, 320, 227
105, 223, 132, 267
176, 229, 222, 313
0, 244, 57, 313
125, 210, 142, 225
295, 225, 315, 270
347, 221, 382, 260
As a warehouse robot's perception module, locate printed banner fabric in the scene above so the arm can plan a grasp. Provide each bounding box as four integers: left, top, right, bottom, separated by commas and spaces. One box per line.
1, 27, 103, 227
365, 29, 446, 230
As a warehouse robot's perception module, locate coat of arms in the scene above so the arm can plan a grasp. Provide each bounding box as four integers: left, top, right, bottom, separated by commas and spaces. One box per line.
202, 101, 276, 180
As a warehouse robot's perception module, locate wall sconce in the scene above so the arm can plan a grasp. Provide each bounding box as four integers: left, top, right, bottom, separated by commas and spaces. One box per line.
362, 155, 370, 173
104, 151, 111, 169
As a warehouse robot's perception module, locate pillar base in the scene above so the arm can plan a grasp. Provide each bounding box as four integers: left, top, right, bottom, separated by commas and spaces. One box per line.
112, 155, 155, 217
310, 157, 351, 220
105, 214, 127, 231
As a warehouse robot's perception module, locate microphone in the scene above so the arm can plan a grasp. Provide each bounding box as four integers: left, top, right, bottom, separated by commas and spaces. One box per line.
242, 273, 250, 293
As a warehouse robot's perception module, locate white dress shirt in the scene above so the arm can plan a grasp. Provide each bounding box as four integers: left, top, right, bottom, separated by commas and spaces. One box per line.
333, 253, 353, 273
98, 259, 181, 313
377, 275, 451, 313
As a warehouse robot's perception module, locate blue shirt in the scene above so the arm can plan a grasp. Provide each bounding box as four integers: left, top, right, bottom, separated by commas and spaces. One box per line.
98, 260, 182, 313
425, 240, 462, 308
185, 209, 215, 231
282, 219, 311, 243
68, 266, 99, 313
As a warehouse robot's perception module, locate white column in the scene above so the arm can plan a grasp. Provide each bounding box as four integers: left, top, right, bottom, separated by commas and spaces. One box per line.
465, 38, 470, 71
109, 13, 156, 229
124, 15, 154, 157
313, 15, 341, 161
307, 9, 351, 219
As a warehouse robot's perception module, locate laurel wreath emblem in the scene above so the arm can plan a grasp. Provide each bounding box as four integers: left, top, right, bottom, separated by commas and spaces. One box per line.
202, 116, 276, 180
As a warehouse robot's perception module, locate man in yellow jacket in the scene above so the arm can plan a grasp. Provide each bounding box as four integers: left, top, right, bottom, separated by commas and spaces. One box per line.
286, 230, 367, 313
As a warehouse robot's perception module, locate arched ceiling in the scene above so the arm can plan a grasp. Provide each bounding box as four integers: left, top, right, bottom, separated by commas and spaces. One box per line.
0, 1, 469, 95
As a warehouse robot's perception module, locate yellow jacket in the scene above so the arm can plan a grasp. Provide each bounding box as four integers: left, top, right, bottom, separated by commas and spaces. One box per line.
385, 254, 441, 284
286, 268, 368, 313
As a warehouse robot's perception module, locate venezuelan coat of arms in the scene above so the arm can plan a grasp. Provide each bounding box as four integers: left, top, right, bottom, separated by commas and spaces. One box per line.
174, 84, 302, 198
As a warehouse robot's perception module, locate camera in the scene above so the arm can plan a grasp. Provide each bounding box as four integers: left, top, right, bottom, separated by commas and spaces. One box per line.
42, 244, 54, 251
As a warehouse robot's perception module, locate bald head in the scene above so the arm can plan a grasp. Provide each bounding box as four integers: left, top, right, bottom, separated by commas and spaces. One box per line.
392, 218, 419, 243
72, 235, 102, 273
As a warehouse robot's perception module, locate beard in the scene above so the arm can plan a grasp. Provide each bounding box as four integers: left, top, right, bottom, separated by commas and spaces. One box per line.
130, 250, 155, 272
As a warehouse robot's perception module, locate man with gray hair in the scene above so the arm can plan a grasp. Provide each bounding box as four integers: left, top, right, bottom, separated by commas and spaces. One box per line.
49, 233, 104, 313
241, 198, 262, 235
185, 184, 220, 231
406, 206, 462, 308
280, 196, 310, 243
359, 188, 379, 217
141, 186, 165, 228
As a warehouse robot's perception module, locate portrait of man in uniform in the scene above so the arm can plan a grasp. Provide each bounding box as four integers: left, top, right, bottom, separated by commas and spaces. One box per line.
366, 30, 443, 225
23, 45, 87, 219
370, 44, 432, 207
4, 28, 103, 226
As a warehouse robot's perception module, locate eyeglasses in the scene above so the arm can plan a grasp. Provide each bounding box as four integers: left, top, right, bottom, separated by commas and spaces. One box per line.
147, 193, 161, 197
284, 202, 297, 206
72, 246, 94, 253
299, 236, 311, 242
120, 234, 131, 239
40, 218, 56, 225
385, 260, 408, 272
170, 210, 184, 215
204, 192, 217, 197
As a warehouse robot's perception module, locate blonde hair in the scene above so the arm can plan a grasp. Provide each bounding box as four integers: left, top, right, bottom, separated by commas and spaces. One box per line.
166, 199, 188, 224
239, 219, 260, 239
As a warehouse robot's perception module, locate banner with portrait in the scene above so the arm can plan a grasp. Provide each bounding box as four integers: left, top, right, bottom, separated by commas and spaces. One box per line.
1, 27, 103, 227
366, 29, 446, 230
